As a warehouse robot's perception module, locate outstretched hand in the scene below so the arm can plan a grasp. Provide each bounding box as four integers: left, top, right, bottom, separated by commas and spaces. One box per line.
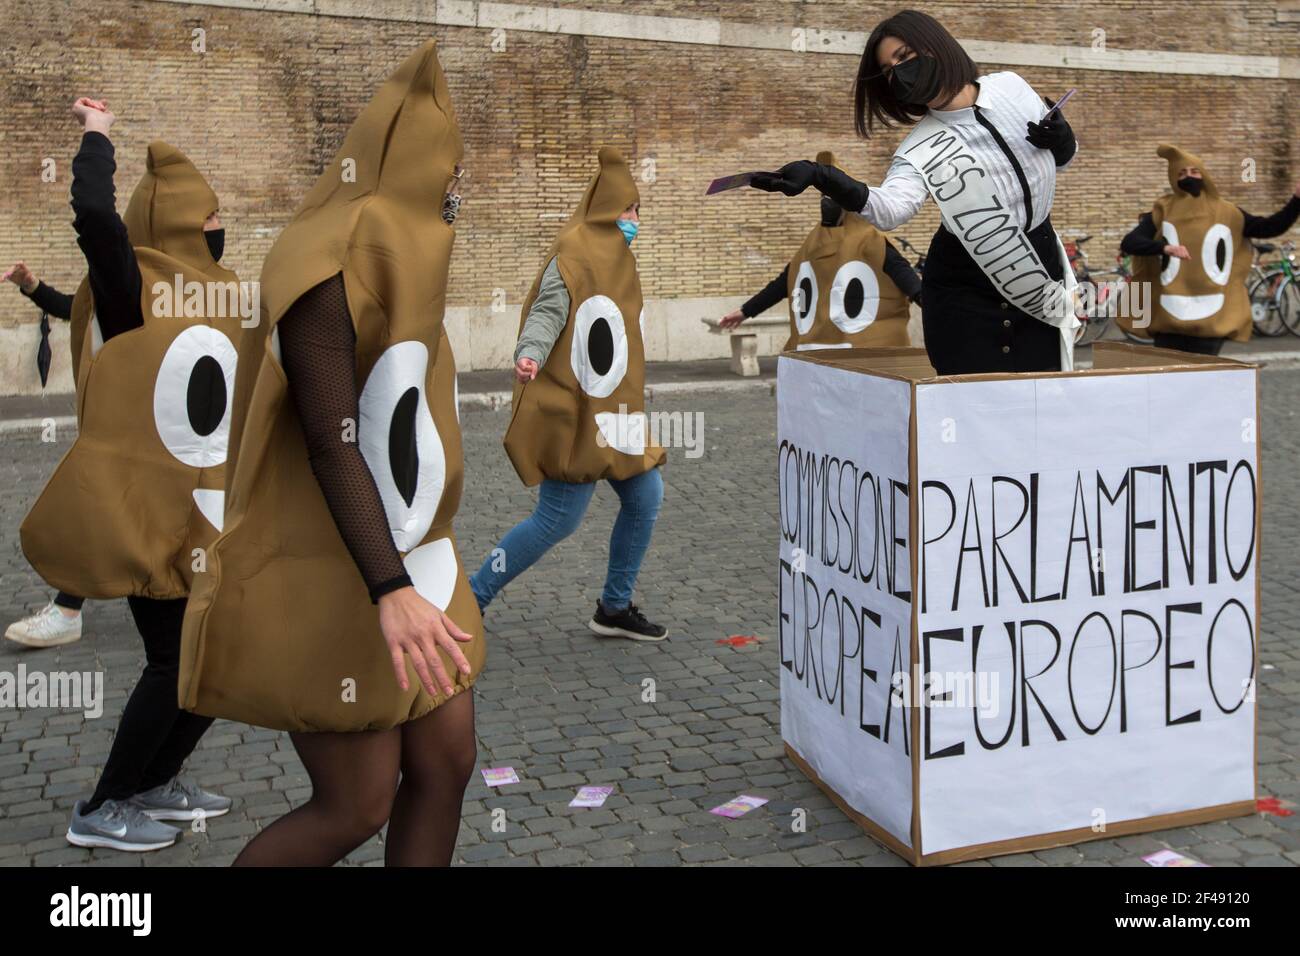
750, 161, 818, 197
2, 262, 37, 294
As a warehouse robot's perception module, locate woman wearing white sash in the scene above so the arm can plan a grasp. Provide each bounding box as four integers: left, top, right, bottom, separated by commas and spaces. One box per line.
750, 10, 1080, 374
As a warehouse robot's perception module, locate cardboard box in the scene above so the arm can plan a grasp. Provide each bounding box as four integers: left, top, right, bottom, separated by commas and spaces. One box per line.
777, 343, 1260, 865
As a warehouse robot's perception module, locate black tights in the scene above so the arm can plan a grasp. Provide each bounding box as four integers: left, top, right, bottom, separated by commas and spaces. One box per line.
234, 690, 477, 867
85, 596, 214, 811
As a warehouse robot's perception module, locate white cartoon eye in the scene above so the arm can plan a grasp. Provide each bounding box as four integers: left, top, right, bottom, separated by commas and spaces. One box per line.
570, 295, 629, 398
828, 260, 880, 334
792, 262, 818, 335
1201, 223, 1233, 286
358, 341, 446, 553
154, 325, 237, 468
1159, 221, 1180, 286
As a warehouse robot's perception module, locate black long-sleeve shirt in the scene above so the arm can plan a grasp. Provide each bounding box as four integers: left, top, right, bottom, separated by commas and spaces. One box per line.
1120, 195, 1300, 257
740, 240, 922, 319
70, 131, 143, 342
278, 274, 414, 603
20, 280, 74, 320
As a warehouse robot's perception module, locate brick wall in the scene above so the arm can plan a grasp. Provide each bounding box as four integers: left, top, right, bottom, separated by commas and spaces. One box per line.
1, 0, 1297, 391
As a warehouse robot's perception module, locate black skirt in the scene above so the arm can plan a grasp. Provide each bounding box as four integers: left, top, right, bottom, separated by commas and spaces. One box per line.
921, 217, 1065, 375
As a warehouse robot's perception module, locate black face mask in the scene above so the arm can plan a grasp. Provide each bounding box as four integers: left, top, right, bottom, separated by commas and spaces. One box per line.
820, 195, 844, 227
205, 228, 225, 262
1177, 177, 1204, 197
888, 54, 942, 107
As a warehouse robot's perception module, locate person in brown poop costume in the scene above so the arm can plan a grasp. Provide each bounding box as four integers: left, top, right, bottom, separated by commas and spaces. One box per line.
720, 151, 920, 350
179, 41, 483, 867
20, 97, 237, 851
1119, 143, 1300, 355
477, 147, 668, 642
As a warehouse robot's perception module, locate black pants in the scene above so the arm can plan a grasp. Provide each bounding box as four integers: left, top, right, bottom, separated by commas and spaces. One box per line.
84, 596, 213, 811
921, 218, 1065, 375
1153, 332, 1225, 356
53, 591, 85, 612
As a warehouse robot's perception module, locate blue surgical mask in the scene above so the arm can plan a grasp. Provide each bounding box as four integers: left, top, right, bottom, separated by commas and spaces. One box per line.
617, 219, 639, 245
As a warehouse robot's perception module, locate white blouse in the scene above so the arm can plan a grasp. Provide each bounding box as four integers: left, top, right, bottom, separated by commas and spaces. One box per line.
862, 71, 1073, 234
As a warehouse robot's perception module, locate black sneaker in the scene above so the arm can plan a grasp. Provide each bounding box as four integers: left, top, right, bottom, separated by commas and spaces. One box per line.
588, 603, 668, 642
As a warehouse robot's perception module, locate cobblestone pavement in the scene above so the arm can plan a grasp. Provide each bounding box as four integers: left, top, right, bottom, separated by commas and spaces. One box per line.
2, 373, 1298, 868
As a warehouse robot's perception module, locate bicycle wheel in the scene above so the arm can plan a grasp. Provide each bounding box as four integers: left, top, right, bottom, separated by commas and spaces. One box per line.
1278, 277, 1300, 336
1248, 271, 1288, 337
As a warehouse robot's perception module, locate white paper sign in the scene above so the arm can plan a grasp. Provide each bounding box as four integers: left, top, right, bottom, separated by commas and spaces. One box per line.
777, 356, 915, 848
914, 369, 1258, 854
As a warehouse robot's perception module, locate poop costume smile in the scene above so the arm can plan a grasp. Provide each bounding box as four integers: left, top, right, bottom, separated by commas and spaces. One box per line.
503, 147, 666, 485
21, 142, 243, 600
785, 151, 911, 351
179, 41, 484, 732
1126, 144, 1252, 341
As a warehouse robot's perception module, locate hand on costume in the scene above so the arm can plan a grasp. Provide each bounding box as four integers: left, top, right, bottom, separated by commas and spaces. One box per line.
1025, 98, 1073, 156
72, 97, 114, 135
720, 308, 745, 329
2, 262, 37, 294
1164, 244, 1191, 260
377, 586, 474, 696
751, 161, 869, 211
515, 356, 538, 383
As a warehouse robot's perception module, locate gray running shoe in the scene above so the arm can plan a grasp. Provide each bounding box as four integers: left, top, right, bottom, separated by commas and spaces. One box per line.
130, 777, 232, 821
66, 798, 180, 852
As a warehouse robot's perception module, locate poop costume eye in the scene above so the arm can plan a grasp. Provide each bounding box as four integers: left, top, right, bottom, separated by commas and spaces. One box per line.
153, 325, 239, 532
1201, 224, 1233, 286
828, 260, 880, 334
570, 294, 629, 398
154, 326, 238, 468
1159, 221, 1181, 286
358, 341, 447, 553
792, 262, 819, 335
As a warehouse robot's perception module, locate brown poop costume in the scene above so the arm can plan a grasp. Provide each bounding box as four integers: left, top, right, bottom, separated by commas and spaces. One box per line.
179, 41, 484, 733
1123, 144, 1252, 342
22, 142, 243, 600
503, 147, 666, 486
785, 151, 911, 351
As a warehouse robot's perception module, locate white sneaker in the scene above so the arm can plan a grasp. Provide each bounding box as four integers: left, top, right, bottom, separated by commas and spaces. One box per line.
5, 601, 83, 648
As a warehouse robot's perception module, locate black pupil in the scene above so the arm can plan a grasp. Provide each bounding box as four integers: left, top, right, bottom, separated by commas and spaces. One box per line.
1216, 239, 1226, 271
798, 278, 813, 317
844, 278, 864, 318
186, 355, 226, 438
389, 387, 420, 508
588, 317, 614, 376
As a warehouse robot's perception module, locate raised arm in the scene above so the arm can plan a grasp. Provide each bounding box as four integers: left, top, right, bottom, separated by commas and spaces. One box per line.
1240, 185, 1300, 239
67, 98, 142, 341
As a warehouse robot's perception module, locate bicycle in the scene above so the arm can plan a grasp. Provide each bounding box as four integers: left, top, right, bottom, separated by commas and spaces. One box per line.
1065, 235, 1147, 345
1246, 240, 1298, 337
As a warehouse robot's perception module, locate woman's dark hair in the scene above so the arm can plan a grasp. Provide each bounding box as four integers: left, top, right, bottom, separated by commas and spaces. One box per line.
853, 10, 979, 137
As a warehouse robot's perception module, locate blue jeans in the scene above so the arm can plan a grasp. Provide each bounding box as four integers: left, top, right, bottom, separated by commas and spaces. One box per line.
470, 468, 663, 613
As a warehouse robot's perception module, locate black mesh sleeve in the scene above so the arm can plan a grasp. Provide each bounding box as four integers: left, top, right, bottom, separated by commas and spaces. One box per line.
277, 274, 413, 603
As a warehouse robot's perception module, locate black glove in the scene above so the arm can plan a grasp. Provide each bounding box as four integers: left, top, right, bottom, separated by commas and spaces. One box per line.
909, 290, 922, 307
751, 161, 869, 212
1025, 97, 1076, 167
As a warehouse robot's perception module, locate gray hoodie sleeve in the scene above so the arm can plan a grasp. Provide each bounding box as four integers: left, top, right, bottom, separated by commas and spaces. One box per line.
514, 256, 571, 366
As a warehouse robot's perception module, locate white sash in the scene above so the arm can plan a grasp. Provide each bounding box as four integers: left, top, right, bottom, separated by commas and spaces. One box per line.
897, 114, 1078, 371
